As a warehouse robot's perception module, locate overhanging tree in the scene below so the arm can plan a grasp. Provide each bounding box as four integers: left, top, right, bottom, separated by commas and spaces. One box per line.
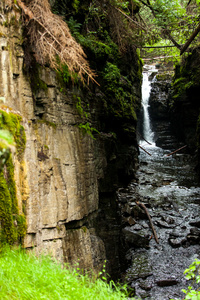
135, 0, 200, 55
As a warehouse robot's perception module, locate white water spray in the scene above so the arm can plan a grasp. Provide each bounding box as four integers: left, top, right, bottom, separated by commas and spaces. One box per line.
141, 65, 157, 144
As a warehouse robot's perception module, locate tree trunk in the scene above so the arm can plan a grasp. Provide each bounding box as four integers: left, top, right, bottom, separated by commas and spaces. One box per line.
162, 29, 182, 50
180, 23, 200, 55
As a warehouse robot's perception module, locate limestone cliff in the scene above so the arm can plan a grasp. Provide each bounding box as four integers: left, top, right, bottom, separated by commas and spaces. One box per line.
0, 1, 142, 277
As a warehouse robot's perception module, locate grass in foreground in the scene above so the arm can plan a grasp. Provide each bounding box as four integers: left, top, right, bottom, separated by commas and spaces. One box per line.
0, 246, 131, 300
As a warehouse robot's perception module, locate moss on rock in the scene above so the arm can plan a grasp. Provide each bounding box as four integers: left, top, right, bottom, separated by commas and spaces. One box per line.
0, 110, 27, 246
0, 110, 26, 161
0, 170, 16, 245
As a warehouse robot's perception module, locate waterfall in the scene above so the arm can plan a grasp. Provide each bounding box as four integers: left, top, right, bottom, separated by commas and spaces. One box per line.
141, 65, 157, 144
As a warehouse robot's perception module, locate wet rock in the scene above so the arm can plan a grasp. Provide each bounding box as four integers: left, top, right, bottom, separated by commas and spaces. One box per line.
156, 278, 179, 287
189, 218, 200, 228
161, 215, 175, 225
145, 170, 155, 175
132, 223, 143, 231
169, 229, 187, 238
140, 161, 148, 166
122, 216, 136, 226
190, 228, 200, 235
140, 220, 149, 229
152, 182, 161, 187
187, 228, 200, 244
118, 196, 128, 203
131, 204, 147, 219
162, 203, 173, 211
134, 287, 151, 299
168, 229, 188, 247
192, 198, 200, 205
168, 237, 187, 248
121, 203, 132, 216
162, 180, 172, 185
155, 219, 175, 228
118, 188, 130, 193
122, 227, 150, 248
126, 252, 152, 280
125, 249, 134, 261
139, 278, 153, 291
126, 195, 136, 201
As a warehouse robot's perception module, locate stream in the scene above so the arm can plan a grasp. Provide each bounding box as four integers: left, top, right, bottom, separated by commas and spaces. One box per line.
118, 65, 200, 300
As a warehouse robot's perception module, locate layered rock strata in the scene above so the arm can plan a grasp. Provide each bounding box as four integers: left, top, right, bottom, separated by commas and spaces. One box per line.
0, 3, 141, 276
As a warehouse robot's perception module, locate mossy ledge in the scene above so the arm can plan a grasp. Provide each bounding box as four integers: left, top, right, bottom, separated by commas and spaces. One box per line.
0, 110, 27, 246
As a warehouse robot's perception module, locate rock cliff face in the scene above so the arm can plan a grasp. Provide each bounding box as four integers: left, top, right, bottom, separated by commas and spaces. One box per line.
170, 47, 200, 155
0, 3, 141, 277
148, 64, 180, 150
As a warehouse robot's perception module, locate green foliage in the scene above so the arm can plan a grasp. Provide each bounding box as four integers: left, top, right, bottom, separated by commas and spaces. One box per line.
0, 110, 26, 246
171, 49, 200, 107
139, 0, 200, 59
153, 0, 186, 28
56, 60, 80, 88
78, 122, 99, 140
67, 16, 82, 36
170, 259, 200, 300
52, 0, 81, 17
0, 246, 133, 299
74, 96, 99, 139
52, 0, 141, 133
75, 96, 89, 119
184, 259, 200, 282
102, 62, 137, 120
72, 0, 80, 13
61, 2, 119, 65
109, 0, 129, 10
103, 62, 121, 85
143, 40, 181, 63
75, 32, 119, 69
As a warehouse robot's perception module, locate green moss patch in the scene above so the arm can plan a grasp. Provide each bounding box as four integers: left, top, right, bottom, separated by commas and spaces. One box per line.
0, 110, 27, 246
0, 110, 26, 161
101, 62, 138, 121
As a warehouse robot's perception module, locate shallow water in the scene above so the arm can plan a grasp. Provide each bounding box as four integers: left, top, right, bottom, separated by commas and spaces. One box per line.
120, 65, 200, 299
119, 139, 200, 300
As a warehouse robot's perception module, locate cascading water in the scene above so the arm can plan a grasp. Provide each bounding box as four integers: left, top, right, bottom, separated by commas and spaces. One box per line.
141, 65, 157, 144
118, 64, 200, 300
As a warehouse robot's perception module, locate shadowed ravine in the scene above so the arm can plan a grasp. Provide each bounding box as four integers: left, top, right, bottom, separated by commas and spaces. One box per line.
118, 65, 200, 300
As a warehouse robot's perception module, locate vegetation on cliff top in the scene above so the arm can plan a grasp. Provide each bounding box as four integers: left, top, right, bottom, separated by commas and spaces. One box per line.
16, 0, 96, 84
13, 0, 200, 78
0, 246, 134, 300
51, 0, 143, 126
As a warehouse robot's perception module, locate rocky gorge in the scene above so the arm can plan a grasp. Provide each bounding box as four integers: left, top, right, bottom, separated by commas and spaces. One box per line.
118, 64, 200, 299
0, 0, 141, 278
1, 1, 200, 299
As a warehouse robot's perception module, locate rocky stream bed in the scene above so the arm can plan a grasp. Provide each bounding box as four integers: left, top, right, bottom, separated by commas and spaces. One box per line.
117, 64, 200, 299
118, 142, 200, 300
